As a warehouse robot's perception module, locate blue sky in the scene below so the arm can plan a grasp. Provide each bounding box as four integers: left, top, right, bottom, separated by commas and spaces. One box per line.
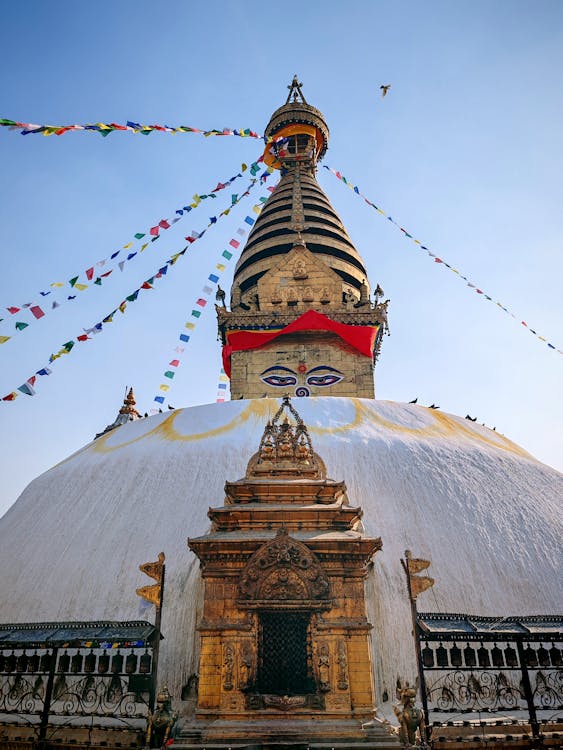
1, 0, 562, 516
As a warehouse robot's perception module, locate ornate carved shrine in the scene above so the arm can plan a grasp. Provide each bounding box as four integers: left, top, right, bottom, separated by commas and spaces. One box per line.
187, 397, 382, 744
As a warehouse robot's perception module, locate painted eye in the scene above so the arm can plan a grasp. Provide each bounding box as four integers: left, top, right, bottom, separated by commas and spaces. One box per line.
261, 375, 298, 387
306, 374, 343, 387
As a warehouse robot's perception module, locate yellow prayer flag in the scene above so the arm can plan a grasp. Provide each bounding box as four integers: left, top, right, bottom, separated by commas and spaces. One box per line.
252, 206, 262, 215
74, 283, 88, 291
0, 336, 11, 344
216, 264, 226, 271
414, 240, 421, 245
185, 322, 195, 330
51, 282, 64, 288
119, 302, 127, 313
140, 243, 148, 252
123, 242, 133, 249
159, 384, 170, 392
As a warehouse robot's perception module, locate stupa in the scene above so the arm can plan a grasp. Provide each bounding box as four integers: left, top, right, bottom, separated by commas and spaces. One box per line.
0, 78, 561, 749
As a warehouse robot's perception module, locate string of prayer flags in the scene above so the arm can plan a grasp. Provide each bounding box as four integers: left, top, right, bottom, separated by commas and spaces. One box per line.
151, 187, 278, 409
0, 117, 263, 139
324, 165, 563, 356
0, 160, 263, 342
0, 180, 270, 404
216, 368, 229, 403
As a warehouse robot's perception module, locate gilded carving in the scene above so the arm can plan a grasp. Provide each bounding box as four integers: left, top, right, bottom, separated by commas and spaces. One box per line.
222, 644, 234, 691
238, 527, 330, 602
238, 642, 253, 690
318, 643, 331, 692
337, 640, 349, 690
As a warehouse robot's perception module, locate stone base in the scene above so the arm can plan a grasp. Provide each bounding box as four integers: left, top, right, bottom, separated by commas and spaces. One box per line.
175, 717, 401, 748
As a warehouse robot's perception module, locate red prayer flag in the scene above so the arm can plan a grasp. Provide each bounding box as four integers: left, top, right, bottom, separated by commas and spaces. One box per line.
27, 376, 36, 387
7, 307, 20, 314
169, 359, 180, 367
150, 226, 160, 236
196, 298, 207, 307
100, 270, 113, 278
229, 239, 240, 249
141, 282, 153, 290
77, 334, 90, 342
434, 258, 443, 264
85, 267, 94, 280
159, 219, 170, 229
2, 393, 16, 401
30, 305, 45, 319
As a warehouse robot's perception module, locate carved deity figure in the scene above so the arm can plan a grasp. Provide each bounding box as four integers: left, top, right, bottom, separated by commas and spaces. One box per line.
393, 678, 425, 747
222, 644, 235, 691
146, 686, 177, 748
318, 643, 331, 692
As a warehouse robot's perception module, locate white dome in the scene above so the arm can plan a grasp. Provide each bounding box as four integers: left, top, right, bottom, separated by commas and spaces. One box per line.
0, 397, 561, 705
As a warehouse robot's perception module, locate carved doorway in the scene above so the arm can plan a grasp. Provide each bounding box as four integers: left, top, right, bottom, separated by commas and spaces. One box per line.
257, 611, 315, 695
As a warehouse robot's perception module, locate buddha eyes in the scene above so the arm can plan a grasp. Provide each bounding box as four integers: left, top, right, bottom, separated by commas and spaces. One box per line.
306, 373, 343, 387
260, 366, 344, 389
261, 374, 298, 387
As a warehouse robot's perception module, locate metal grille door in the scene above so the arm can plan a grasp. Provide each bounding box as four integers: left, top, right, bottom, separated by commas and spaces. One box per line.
257, 612, 313, 695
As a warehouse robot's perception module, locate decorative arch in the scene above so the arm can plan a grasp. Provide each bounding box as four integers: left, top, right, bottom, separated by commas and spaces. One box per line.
238, 527, 330, 606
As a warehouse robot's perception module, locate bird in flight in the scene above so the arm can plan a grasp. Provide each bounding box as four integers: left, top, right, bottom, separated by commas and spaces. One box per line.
380, 84, 391, 98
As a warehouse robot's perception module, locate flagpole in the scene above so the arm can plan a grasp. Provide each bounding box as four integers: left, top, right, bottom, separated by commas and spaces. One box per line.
400, 549, 430, 743
150, 560, 165, 713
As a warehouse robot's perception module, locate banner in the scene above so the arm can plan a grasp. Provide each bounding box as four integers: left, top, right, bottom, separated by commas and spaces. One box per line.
0, 118, 263, 139
221, 309, 380, 377
150, 187, 278, 409
324, 165, 562, 356
216, 368, 229, 403
0, 159, 266, 342
1, 177, 274, 403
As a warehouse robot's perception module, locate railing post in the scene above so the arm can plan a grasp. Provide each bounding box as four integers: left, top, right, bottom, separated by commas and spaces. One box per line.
516, 640, 541, 746
38, 646, 58, 749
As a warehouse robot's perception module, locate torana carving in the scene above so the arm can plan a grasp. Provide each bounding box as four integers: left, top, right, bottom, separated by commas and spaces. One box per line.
238, 527, 330, 603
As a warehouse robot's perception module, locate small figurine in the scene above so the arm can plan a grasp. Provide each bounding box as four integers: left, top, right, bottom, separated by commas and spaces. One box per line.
146, 686, 177, 748
393, 678, 426, 747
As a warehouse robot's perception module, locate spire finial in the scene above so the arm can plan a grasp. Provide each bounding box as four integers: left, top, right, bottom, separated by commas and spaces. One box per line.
286, 75, 307, 105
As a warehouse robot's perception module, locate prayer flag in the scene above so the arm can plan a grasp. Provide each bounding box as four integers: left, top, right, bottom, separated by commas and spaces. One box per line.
30, 306, 45, 319
127, 252, 137, 260
179, 334, 190, 342
196, 298, 207, 307
69, 276, 79, 287
150, 226, 159, 236
74, 283, 88, 291
77, 334, 89, 342
51, 282, 64, 288
0, 336, 11, 344
118, 261, 126, 271
123, 242, 133, 249
164, 371, 175, 379
159, 220, 170, 229
15, 321, 28, 331
191, 309, 201, 318
222, 250, 233, 260
126, 291, 139, 302
229, 239, 240, 249
185, 322, 195, 330
2, 393, 17, 401
154, 396, 165, 404
169, 359, 180, 367
216, 263, 226, 271
36, 367, 52, 376
208, 274, 219, 283
202, 285, 213, 295
159, 384, 170, 392
141, 281, 153, 290
245, 216, 255, 225
85, 267, 94, 280
134, 233, 145, 239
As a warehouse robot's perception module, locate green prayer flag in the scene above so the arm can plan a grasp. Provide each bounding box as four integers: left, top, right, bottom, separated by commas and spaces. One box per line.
134, 233, 145, 239
63, 341, 75, 352
94, 278, 102, 285
69, 276, 79, 287
164, 371, 175, 379
191, 310, 201, 318
15, 321, 28, 331
222, 250, 233, 260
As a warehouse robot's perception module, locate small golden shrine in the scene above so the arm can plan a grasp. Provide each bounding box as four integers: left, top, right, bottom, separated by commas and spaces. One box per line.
186, 397, 383, 744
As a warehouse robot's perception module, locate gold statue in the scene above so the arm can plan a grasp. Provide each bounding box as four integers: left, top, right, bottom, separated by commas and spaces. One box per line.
146, 686, 177, 748
393, 678, 426, 747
